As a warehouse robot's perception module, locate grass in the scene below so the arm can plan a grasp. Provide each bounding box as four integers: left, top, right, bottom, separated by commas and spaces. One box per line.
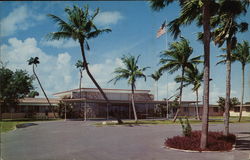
0, 121, 27, 133
95, 116, 250, 126
95, 119, 201, 126
0, 118, 60, 133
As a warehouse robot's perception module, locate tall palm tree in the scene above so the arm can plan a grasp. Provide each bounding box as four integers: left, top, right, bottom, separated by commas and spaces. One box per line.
175, 65, 203, 120
47, 5, 122, 123
28, 57, 56, 118
109, 55, 149, 122
213, 0, 249, 136
149, 71, 162, 100
158, 37, 202, 122
233, 41, 250, 122
75, 60, 85, 119
75, 60, 85, 99
149, 0, 216, 149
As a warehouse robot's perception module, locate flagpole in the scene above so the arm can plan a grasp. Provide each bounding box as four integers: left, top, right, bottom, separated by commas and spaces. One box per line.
166, 18, 168, 99
165, 19, 168, 99
165, 18, 170, 119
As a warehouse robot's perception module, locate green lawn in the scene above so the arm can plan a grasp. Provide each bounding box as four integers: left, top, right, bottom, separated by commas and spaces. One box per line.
0, 118, 60, 133
0, 121, 27, 133
96, 116, 250, 126
95, 119, 200, 126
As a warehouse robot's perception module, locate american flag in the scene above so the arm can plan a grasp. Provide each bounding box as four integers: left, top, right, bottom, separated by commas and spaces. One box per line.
156, 20, 166, 38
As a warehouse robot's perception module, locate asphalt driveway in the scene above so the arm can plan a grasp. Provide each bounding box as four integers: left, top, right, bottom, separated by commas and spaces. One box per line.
1, 120, 250, 160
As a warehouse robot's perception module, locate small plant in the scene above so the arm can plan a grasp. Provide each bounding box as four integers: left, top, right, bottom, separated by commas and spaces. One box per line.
179, 117, 192, 137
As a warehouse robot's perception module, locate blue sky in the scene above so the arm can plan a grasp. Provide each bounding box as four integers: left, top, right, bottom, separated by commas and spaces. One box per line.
1, 1, 250, 104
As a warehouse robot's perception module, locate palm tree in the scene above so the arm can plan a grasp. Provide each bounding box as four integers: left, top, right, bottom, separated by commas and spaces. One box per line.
175, 65, 203, 120
109, 55, 149, 122
149, 0, 215, 149
213, 0, 249, 136
28, 57, 56, 118
75, 60, 85, 119
158, 37, 202, 122
217, 96, 240, 112
28, 91, 39, 98
149, 0, 249, 149
47, 5, 123, 123
149, 71, 162, 100
233, 41, 250, 122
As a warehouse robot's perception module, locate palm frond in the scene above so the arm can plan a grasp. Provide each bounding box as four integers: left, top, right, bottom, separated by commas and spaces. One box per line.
238, 22, 248, 32
46, 32, 75, 41
110, 54, 148, 87
190, 55, 203, 63
108, 74, 128, 85
87, 29, 111, 39
149, 0, 174, 11
48, 5, 111, 45
91, 8, 100, 20
135, 70, 147, 81
27, 57, 40, 66
197, 32, 203, 42
174, 75, 185, 83
159, 62, 180, 74
75, 60, 85, 69
85, 41, 90, 51
47, 14, 74, 33
233, 40, 250, 65
149, 70, 162, 81
216, 59, 227, 65
168, 18, 182, 39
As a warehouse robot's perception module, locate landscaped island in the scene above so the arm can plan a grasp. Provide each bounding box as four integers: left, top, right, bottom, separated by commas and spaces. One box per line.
165, 131, 236, 151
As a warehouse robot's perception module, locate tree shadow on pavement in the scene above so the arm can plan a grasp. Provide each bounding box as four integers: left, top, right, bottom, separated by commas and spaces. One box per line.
16, 123, 38, 128
235, 132, 250, 151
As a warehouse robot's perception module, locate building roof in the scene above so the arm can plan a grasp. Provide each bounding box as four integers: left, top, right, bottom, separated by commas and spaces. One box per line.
235, 104, 250, 107
53, 88, 151, 97
61, 98, 197, 104
18, 98, 60, 106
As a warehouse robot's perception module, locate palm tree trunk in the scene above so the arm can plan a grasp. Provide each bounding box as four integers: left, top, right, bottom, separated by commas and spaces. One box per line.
156, 81, 158, 100
32, 65, 56, 118
131, 84, 138, 122
224, 40, 231, 136
200, 0, 211, 150
195, 90, 200, 120
173, 67, 184, 122
79, 70, 82, 119
79, 41, 123, 124
238, 65, 245, 122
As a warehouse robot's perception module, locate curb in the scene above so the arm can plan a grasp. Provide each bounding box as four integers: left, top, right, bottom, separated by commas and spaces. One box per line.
163, 145, 235, 153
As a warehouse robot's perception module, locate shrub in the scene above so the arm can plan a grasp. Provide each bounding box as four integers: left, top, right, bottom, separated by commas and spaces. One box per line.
179, 117, 192, 137
165, 131, 236, 151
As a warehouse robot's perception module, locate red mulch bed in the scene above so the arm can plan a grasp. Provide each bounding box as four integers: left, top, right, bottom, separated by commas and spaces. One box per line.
165, 131, 236, 151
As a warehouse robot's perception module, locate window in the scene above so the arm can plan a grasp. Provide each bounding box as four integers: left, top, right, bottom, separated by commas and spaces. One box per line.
15, 106, 24, 113
234, 107, 240, 112
246, 107, 250, 112
213, 107, 219, 113
34, 106, 39, 112
184, 107, 189, 112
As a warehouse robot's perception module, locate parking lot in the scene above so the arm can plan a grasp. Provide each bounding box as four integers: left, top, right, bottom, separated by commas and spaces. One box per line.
1, 120, 250, 160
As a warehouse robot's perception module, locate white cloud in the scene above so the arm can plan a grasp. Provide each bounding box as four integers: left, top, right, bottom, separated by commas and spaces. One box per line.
81, 58, 125, 88
157, 81, 179, 100
1, 38, 130, 97
40, 39, 78, 48
94, 11, 123, 26
0, 6, 45, 37
1, 37, 77, 97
